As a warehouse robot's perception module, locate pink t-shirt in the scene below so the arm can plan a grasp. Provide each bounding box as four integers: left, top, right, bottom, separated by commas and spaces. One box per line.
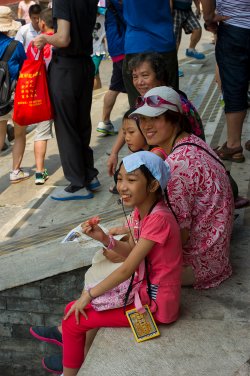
18, 1, 36, 23
167, 134, 234, 289
131, 201, 183, 324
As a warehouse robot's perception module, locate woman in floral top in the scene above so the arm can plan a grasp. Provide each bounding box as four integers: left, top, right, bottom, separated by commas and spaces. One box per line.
130, 86, 234, 289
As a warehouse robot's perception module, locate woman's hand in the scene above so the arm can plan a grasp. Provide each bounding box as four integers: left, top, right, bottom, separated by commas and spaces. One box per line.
103, 248, 126, 263
64, 291, 91, 324
82, 219, 108, 245
107, 153, 118, 176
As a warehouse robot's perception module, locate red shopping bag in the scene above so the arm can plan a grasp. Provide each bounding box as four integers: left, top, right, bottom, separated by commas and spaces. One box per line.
13, 49, 53, 126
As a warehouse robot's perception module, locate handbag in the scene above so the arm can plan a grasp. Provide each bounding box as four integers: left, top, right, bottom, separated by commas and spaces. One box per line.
13, 48, 53, 126
84, 249, 136, 311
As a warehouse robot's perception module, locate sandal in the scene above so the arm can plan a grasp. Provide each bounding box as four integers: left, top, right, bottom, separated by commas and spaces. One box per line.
214, 142, 245, 163
234, 196, 250, 209
245, 140, 250, 151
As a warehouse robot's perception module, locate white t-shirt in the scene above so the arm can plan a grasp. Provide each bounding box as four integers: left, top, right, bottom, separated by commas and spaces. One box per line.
18, 1, 36, 23
92, 14, 106, 56
15, 22, 40, 52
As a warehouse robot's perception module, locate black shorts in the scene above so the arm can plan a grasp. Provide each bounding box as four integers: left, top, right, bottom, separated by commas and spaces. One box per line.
109, 59, 127, 93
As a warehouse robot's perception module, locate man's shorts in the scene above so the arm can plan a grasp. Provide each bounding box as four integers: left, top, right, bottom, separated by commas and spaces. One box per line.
109, 59, 126, 93
216, 23, 250, 113
0, 110, 12, 122
34, 120, 53, 142
173, 9, 201, 44
92, 54, 104, 75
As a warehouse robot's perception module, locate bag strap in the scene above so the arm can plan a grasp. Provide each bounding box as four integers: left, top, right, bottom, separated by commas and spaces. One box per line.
1, 40, 19, 63
172, 142, 226, 170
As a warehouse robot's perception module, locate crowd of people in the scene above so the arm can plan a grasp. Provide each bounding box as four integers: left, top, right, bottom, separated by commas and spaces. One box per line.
0, 0, 250, 375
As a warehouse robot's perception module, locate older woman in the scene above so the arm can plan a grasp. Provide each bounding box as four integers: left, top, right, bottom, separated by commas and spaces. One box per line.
108, 52, 204, 180
130, 86, 234, 289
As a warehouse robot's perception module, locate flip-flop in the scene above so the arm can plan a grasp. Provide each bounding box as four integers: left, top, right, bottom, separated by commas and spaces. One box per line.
214, 142, 245, 163
245, 140, 250, 151
234, 196, 250, 209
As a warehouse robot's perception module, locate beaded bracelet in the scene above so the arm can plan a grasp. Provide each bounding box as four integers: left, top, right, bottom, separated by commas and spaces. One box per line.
107, 234, 116, 250
87, 288, 94, 300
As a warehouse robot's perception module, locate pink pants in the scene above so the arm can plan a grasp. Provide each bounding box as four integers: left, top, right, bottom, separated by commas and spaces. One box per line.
62, 301, 135, 369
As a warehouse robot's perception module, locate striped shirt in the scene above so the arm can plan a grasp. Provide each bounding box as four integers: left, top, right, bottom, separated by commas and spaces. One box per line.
216, 0, 250, 29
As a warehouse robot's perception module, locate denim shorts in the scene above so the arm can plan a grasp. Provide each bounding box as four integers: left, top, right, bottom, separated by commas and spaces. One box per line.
216, 23, 250, 113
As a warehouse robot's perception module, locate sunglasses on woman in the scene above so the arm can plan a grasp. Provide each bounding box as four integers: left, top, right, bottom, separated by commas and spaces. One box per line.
136, 95, 180, 112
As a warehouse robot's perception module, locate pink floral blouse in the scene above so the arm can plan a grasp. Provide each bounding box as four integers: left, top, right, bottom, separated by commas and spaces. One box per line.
166, 134, 234, 289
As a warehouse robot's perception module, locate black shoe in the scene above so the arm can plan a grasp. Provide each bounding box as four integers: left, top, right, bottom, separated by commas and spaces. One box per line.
7, 124, 14, 142
42, 354, 63, 374
1, 142, 8, 151
30, 326, 63, 346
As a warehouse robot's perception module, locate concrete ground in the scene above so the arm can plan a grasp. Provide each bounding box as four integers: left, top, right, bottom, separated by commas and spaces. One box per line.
0, 25, 250, 376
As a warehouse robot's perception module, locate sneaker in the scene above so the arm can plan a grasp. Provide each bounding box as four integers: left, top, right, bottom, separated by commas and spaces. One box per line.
178, 68, 184, 77
42, 354, 63, 375
10, 169, 30, 183
186, 49, 205, 60
97, 121, 118, 136
51, 187, 94, 201
30, 326, 62, 347
87, 177, 101, 191
35, 169, 49, 185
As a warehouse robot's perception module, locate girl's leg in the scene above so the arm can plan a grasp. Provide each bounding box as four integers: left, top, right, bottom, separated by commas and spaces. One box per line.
12, 124, 27, 170
62, 301, 132, 376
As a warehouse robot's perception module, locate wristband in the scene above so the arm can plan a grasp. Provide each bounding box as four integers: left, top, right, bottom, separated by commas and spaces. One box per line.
87, 288, 95, 300
107, 235, 116, 250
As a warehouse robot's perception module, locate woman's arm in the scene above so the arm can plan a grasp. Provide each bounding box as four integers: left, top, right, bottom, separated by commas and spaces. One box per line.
107, 128, 125, 176
64, 237, 154, 322
17, 5, 23, 20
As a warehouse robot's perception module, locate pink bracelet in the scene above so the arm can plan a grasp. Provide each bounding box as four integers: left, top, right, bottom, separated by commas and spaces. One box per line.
107, 235, 116, 250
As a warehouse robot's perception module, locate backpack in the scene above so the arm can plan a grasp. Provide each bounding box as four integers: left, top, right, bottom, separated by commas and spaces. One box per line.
0, 40, 18, 117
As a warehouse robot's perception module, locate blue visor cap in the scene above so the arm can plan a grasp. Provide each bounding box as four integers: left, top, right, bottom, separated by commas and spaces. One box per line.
122, 151, 171, 192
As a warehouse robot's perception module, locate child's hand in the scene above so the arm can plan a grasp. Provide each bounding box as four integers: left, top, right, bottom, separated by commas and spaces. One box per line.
64, 291, 91, 324
103, 248, 126, 263
81, 217, 108, 244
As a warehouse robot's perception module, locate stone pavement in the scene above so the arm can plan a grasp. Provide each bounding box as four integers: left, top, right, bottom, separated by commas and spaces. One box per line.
0, 29, 250, 376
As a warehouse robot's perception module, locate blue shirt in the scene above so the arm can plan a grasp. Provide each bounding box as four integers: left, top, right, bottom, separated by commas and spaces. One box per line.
0, 33, 26, 82
105, 0, 125, 57
123, 0, 176, 53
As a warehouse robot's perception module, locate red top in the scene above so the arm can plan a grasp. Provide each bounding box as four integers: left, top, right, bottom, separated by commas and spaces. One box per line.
26, 32, 54, 69
131, 201, 182, 324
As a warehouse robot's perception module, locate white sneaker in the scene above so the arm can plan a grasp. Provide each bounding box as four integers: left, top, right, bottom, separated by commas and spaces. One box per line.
97, 121, 118, 136
50, 187, 94, 201
10, 169, 30, 183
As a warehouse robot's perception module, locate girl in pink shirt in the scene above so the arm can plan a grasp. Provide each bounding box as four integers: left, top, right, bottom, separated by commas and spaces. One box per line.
18, 0, 36, 23
62, 151, 182, 375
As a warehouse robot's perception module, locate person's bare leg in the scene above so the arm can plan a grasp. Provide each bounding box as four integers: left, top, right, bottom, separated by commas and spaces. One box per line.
226, 111, 246, 149
34, 140, 47, 172
12, 124, 27, 170
0, 120, 7, 151
93, 74, 102, 90
84, 328, 99, 357
189, 28, 202, 49
63, 367, 79, 376
102, 90, 119, 122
